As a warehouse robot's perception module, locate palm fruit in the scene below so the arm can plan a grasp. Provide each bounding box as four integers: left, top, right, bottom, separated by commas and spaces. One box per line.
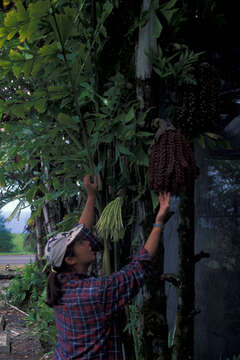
148, 119, 199, 196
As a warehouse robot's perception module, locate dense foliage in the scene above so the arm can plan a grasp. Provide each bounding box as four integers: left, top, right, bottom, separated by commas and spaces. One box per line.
0, 1, 158, 249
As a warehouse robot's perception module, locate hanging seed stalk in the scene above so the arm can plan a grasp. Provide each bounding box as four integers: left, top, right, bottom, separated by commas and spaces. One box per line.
96, 196, 124, 274
96, 196, 124, 242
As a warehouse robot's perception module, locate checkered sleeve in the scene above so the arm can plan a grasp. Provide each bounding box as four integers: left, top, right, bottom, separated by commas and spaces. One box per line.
99, 247, 152, 316
78, 223, 104, 252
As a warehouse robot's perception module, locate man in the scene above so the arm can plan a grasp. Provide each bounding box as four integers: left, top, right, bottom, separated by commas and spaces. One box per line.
45, 174, 171, 359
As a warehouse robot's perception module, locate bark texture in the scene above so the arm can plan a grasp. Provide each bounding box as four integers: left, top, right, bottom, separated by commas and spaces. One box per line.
135, 1, 170, 359
35, 213, 45, 267
173, 179, 195, 360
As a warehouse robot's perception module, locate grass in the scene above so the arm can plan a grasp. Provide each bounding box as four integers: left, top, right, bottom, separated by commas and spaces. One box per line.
0, 252, 34, 255
0, 264, 24, 271
0, 233, 34, 255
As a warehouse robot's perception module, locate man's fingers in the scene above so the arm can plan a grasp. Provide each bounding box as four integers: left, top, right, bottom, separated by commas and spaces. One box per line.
83, 174, 90, 184
159, 191, 171, 198
159, 192, 171, 207
83, 174, 98, 186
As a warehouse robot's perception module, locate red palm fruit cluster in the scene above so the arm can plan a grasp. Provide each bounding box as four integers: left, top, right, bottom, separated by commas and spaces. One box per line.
148, 130, 199, 196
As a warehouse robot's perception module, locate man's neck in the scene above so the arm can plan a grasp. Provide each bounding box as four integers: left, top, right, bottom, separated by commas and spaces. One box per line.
73, 263, 89, 274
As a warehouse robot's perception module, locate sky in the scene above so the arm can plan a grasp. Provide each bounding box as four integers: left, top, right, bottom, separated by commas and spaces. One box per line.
0, 200, 31, 233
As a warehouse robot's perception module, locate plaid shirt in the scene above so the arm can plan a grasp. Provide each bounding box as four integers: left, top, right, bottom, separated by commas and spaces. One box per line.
53, 232, 152, 360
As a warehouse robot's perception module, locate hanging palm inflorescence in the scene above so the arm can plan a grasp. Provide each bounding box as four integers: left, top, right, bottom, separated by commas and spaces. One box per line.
148, 120, 199, 196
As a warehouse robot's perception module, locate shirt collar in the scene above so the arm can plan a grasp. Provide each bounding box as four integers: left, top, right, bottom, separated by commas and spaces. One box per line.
57, 271, 89, 284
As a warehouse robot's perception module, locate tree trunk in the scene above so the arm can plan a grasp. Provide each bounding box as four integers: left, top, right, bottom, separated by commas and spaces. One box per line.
173, 179, 195, 360
135, 1, 170, 359
35, 213, 45, 268
142, 203, 173, 360
42, 201, 57, 235
136, 0, 157, 110
40, 155, 58, 235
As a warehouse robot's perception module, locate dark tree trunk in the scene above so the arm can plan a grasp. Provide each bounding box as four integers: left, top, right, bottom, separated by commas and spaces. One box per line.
143, 235, 171, 360
136, 1, 171, 359
173, 179, 196, 360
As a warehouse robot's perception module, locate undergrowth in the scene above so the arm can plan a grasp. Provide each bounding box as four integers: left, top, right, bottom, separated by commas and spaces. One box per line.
5, 262, 57, 352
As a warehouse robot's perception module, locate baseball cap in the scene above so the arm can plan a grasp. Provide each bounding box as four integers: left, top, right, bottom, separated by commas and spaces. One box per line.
45, 223, 98, 268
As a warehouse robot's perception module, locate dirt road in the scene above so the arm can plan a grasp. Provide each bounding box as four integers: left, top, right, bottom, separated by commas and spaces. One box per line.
0, 255, 35, 265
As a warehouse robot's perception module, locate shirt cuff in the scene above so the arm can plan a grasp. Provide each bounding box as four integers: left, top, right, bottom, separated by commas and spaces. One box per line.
133, 247, 152, 262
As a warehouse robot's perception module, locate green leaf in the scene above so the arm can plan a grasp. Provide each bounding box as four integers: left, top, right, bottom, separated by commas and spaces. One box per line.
0, 38, 6, 48
218, 139, 232, 150
9, 49, 24, 61
101, 134, 114, 143
19, 23, 29, 43
116, 144, 134, 157
26, 186, 38, 203
151, 191, 159, 210
39, 42, 58, 57
48, 85, 68, 100
161, 8, 178, 24
205, 137, 217, 150
161, 0, 178, 11
0, 59, 11, 69
12, 64, 22, 78
23, 59, 34, 78
34, 99, 47, 113
23, 52, 33, 60
197, 135, 205, 149
7, 30, 18, 40
27, 21, 39, 43
31, 58, 43, 77
136, 131, 153, 137
101, 1, 114, 22
204, 132, 223, 140
124, 107, 135, 123
0, 170, 6, 187
153, 13, 162, 39
135, 145, 149, 166
0, 27, 7, 37
124, 124, 136, 140
28, 1, 50, 19
4, 9, 19, 28
137, 107, 154, 126
151, 0, 159, 10
52, 177, 61, 191
53, 14, 74, 44
16, 1, 28, 22
60, 96, 72, 109
35, 198, 45, 217
33, 89, 47, 98
7, 201, 22, 222
10, 104, 26, 118
57, 113, 78, 130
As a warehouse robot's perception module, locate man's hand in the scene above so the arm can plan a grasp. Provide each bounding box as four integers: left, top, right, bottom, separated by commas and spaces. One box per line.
83, 174, 98, 198
79, 175, 98, 229
155, 192, 171, 224
144, 192, 171, 258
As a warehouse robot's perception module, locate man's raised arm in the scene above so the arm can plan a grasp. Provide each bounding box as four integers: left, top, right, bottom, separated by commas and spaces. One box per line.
78, 174, 98, 230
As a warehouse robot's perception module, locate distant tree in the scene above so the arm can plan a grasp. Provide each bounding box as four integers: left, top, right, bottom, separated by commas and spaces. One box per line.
0, 214, 13, 252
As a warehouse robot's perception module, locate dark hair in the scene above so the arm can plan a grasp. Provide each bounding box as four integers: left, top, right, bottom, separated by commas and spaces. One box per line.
46, 238, 80, 307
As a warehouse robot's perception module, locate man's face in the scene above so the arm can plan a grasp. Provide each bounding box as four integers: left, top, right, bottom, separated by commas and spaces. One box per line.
73, 239, 96, 266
